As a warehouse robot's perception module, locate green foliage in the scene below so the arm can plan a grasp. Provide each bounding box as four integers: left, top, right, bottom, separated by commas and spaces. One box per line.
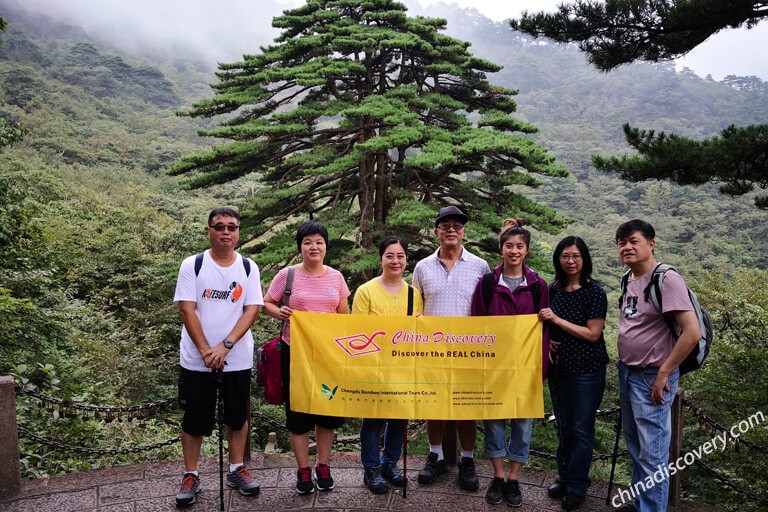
172, 0, 571, 286
510, 0, 768, 71
593, 123, 768, 208
510, 0, 768, 208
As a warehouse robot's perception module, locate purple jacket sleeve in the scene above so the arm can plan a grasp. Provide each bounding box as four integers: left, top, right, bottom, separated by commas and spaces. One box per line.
538, 276, 551, 380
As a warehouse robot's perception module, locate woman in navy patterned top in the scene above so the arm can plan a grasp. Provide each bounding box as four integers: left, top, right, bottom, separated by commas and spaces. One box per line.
538, 236, 608, 511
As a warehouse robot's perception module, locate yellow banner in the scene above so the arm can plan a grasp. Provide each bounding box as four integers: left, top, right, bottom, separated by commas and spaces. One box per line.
289, 311, 543, 420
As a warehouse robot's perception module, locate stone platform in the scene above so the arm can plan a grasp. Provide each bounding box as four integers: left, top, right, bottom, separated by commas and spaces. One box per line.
0, 452, 718, 512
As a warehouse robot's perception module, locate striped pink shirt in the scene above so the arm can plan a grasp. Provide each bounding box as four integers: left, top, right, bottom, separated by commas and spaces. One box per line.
267, 265, 350, 344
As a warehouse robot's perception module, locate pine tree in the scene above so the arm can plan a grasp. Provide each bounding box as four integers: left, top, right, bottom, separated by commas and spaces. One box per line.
511, 0, 768, 208
171, 0, 569, 283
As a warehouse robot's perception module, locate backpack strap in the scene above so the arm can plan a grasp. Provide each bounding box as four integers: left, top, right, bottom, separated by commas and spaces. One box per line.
481, 272, 495, 311
531, 279, 541, 313
407, 285, 414, 316
283, 266, 296, 307
618, 268, 632, 309
194, 251, 252, 277
483, 271, 541, 312
644, 263, 672, 312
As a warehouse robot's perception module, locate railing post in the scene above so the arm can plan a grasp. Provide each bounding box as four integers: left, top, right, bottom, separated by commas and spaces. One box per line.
0, 375, 21, 496
668, 387, 684, 509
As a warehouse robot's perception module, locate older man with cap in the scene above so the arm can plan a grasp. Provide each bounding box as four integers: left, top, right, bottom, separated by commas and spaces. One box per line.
412, 205, 491, 491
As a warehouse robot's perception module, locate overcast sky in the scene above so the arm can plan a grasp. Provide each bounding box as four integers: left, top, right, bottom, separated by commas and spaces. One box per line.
6, 0, 768, 80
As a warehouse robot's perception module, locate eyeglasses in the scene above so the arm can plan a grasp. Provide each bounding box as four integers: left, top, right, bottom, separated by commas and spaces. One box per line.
559, 254, 582, 262
209, 224, 240, 232
437, 223, 464, 232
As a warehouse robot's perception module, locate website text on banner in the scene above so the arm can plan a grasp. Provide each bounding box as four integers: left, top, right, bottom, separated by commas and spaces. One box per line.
289, 311, 544, 420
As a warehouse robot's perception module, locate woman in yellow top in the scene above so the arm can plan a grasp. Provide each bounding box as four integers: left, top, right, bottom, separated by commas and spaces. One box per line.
352, 236, 423, 494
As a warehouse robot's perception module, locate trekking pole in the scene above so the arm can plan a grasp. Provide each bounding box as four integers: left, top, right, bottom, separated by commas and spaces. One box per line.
605, 406, 622, 505
402, 419, 408, 498
215, 369, 225, 511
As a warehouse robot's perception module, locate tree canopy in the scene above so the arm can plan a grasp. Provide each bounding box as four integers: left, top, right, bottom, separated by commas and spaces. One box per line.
510, 0, 768, 208
171, 0, 570, 283
510, 0, 768, 71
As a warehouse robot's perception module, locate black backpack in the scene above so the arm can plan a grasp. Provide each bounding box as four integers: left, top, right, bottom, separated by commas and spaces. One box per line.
619, 264, 713, 375
194, 252, 251, 277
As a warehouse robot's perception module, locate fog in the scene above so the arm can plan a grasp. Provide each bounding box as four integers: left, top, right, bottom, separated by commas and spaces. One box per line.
4, 0, 768, 80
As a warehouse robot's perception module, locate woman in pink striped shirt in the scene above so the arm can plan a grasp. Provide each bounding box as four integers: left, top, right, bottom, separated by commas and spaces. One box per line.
264, 220, 350, 495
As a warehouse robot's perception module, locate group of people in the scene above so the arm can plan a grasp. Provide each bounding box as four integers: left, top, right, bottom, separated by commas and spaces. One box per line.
173, 206, 701, 512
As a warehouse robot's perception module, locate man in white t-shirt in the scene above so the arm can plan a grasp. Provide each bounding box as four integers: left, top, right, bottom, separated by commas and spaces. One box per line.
173, 207, 264, 508
613, 219, 700, 512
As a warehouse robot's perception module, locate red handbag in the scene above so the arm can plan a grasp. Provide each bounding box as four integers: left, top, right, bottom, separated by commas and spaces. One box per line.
256, 267, 294, 405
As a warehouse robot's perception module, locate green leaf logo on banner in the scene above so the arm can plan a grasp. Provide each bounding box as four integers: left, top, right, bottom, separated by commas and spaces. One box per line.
321, 383, 338, 400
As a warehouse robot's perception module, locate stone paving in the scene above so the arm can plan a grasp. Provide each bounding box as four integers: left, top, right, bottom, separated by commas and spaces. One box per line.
0, 452, 717, 512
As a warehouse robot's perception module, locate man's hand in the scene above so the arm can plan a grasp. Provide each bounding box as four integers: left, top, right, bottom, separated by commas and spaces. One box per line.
650, 372, 671, 405
202, 344, 229, 370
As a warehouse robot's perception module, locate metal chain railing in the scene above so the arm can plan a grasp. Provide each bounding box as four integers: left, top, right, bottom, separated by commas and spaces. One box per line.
692, 458, 768, 506
16, 386, 177, 421
683, 399, 768, 455
18, 427, 179, 455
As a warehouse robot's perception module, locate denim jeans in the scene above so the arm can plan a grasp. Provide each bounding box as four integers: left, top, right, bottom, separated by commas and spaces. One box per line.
360, 418, 407, 469
549, 366, 606, 496
618, 362, 679, 512
483, 418, 533, 462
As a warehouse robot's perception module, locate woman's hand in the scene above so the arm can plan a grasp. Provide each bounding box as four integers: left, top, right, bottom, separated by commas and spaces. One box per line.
278, 305, 293, 321
538, 307, 559, 326
548, 339, 560, 364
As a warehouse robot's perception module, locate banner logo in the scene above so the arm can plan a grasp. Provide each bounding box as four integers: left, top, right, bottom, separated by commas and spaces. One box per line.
334, 331, 386, 357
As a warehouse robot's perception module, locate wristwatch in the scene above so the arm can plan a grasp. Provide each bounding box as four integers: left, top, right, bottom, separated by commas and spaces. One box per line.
222, 339, 234, 350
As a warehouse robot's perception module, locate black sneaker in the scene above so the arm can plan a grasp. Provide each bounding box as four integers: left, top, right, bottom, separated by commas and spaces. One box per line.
381, 461, 406, 487
485, 477, 505, 504
457, 456, 479, 491
504, 479, 523, 507
226, 465, 260, 496
547, 479, 566, 499
296, 466, 315, 494
175, 473, 200, 508
315, 463, 335, 491
364, 466, 389, 494
417, 452, 447, 484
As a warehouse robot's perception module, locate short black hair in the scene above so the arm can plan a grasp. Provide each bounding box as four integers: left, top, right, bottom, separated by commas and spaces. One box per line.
208, 207, 240, 225
615, 219, 655, 243
378, 236, 409, 258
552, 236, 597, 289
296, 220, 329, 251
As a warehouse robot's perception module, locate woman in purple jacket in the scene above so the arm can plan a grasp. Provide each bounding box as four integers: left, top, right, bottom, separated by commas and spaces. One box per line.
470, 218, 549, 508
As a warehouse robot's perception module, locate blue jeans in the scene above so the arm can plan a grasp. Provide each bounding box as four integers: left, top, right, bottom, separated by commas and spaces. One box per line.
618, 362, 679, 512
549, 366, 606, 496
360, 418, 406, 469
483, 418, 533, 463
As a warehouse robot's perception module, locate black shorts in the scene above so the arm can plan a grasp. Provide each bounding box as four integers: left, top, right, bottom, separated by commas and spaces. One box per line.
280, 340, 344, 435
178, 367, 251, 436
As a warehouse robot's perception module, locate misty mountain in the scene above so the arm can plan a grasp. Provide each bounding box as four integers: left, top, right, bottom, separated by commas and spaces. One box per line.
1, 0, 766, 271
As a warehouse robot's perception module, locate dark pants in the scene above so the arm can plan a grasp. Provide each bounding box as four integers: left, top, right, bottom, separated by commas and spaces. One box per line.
549, 365, 606, 496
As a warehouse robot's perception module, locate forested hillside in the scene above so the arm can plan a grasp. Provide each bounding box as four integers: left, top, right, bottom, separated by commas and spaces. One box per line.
1, 2, 766, 509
